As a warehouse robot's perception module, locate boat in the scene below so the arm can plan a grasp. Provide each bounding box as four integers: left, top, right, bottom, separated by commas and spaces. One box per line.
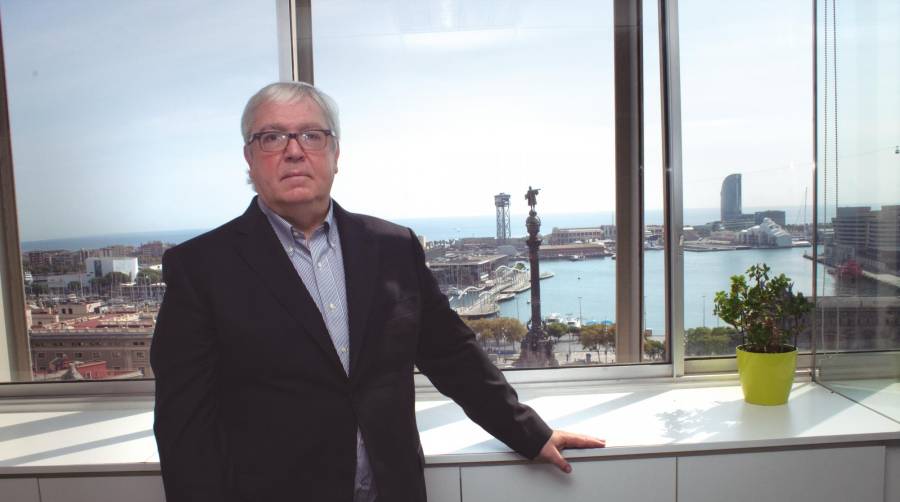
539, 271, 554, 280
564, 316, 582, 328
495, 292, 515, 302
828, 259, 863, 280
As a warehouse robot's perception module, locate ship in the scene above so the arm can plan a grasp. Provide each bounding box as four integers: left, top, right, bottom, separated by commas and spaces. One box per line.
828, 259, 863, 280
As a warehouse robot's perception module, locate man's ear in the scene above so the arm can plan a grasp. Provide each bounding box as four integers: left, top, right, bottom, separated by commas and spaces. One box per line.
334, 144, 340, 173
243, 144, 253, 165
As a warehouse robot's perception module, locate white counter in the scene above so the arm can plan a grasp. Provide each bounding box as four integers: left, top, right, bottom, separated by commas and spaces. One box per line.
1, 380, 897, 475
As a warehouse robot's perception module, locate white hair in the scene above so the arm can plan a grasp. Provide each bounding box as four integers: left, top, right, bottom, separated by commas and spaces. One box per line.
242, 82, 341, 191
241, 81, 341, 144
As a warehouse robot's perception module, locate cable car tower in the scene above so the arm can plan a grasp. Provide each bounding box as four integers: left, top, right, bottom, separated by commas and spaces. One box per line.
495, 193, 511, 243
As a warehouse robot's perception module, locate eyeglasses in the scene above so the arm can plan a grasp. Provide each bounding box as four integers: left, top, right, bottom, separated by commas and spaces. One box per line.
248, 129, 335, 152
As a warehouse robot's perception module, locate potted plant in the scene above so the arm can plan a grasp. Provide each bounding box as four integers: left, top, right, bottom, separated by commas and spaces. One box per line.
713, 263, 813, 405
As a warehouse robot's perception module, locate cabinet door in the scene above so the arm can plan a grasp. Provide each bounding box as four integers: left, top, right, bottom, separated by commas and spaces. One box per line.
886, 445, 899, 502
425, 466, 461, 502
0, 478, 40, 502
39, 475, 165, 502
461, 458, 675, 502
678, 446, 885, 502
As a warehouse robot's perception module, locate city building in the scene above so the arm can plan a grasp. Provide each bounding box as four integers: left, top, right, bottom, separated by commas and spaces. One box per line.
754, 210, 786, 227
29, 301, 104, 328
548, 227, 605, 245
720, 173, 742, 222
30, 314, 155, 378
538, 242, 609, 260
428, 254, 508, 288
24, 249, 77, 272
30, 272, 90, 291
811, 296, 900, 351
720, 214, 756, 231
137, 240, 168, 258
828, 205, 900, 274
84, 256, 139, 281
736, 218, 793, 248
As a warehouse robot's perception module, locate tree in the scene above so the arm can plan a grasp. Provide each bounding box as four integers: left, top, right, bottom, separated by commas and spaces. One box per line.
67, 281, 82, 294
545, 322, 568, 342
494, 318, 526, 349
644, 339, 665, 361
684, 326, 740, 356
463, 317, 526, 352
102, 271, 131, 286
580, 323, 616, 363
30, 283, 48, 296
464, 319, 495, 349
137, 268, 162, 283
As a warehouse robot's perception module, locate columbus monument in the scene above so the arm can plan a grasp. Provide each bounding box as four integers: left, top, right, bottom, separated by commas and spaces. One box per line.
516, 186, 557, 367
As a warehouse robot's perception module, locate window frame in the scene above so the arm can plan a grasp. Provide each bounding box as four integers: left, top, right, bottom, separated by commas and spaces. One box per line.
0, 0, 826, 399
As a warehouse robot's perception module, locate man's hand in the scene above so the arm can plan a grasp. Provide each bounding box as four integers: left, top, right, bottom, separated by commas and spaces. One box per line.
536, 430, 606, 473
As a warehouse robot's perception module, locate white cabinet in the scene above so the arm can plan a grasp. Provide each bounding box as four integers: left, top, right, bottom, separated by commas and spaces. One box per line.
424, 466, 461, 502
38, 475, 165, 502
461, 457, 675, 502
886, 445, 899, 502
677, 446, 885, 502
0, 478, 40, 502
2, 445, 895, 502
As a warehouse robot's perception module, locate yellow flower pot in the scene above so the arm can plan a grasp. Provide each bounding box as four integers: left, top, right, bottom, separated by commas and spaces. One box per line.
736, 345, 797, 405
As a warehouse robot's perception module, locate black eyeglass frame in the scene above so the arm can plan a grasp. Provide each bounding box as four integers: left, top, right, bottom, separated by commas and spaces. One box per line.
247, 129, 336, 152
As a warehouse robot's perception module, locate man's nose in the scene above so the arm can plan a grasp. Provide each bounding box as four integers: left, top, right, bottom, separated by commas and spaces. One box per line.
283, 136, 306, 160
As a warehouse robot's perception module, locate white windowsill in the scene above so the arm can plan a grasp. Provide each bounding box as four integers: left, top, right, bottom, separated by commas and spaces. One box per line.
0, 379, 898, 476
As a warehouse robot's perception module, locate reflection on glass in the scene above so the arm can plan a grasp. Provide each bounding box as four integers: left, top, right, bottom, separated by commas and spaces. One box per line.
815, 0, 900, 420
1, 0, 279, 382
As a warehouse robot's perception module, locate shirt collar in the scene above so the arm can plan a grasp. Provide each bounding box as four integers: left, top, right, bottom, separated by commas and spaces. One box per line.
257, 198, 337, 252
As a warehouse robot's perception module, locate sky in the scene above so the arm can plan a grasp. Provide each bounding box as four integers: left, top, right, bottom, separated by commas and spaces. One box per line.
1, 0, 897, 242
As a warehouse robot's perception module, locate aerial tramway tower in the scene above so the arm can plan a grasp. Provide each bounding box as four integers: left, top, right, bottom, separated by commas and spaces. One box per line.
494, 193, 511, 243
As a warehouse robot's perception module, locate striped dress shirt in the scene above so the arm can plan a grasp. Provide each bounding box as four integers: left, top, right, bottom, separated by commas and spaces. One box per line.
259, 198, 377, 502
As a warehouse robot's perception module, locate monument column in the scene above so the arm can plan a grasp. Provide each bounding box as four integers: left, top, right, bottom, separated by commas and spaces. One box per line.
516, 187, 557, 368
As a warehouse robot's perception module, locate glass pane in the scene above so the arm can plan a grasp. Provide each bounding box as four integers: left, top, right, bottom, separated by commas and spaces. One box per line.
680, 1, 814, 358
1, 0, 280, 382
815, 0, 900, 420
312, 0, 632, 368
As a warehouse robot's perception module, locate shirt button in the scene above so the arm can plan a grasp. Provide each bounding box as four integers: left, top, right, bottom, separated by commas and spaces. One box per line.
340, 347, 348, 353
328, 303, 336, 310
317, 262, 324, 269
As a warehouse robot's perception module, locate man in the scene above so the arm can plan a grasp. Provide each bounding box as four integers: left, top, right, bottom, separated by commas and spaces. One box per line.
151, 82, 604, 502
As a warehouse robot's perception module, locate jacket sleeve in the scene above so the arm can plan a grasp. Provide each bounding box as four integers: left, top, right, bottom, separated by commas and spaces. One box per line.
150, 249, 230, 502
410, 230, 552, 459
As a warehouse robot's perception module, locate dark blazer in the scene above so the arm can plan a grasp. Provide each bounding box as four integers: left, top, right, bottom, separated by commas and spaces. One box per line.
151, 198, 552, 502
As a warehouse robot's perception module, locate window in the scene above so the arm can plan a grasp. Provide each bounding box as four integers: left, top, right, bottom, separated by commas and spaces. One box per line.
0, 0, 282, 383
1, 0, 675, 384
311, 0, 669, 369
679, 1, 813, 359
3, 1, 893, 392
815, 0, 900, 362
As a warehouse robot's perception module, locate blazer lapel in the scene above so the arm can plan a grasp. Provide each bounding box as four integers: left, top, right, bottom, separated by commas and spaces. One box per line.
334, 203, 379, 377
233, 198, 346, 377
